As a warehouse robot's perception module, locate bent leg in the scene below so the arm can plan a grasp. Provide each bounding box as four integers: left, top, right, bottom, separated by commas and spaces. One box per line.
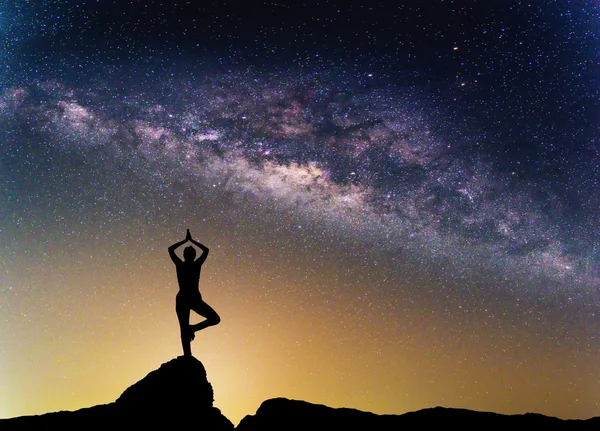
190, 299, 221, 334
176, 301, 192, 357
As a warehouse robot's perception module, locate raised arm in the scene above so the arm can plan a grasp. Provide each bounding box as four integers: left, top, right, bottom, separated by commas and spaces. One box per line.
186, 229, 209, 265
168, 237, 188, 264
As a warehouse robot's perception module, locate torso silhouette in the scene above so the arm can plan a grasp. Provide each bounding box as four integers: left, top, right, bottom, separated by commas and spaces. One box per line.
175, 259, 202, 297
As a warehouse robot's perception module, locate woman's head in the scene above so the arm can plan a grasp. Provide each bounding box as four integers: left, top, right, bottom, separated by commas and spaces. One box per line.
183, 246, 196, 261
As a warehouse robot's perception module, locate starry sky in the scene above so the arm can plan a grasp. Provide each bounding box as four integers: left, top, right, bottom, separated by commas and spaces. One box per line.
1, 0, 600, 425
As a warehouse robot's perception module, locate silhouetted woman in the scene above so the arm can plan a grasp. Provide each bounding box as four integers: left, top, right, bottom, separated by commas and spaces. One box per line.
169, 229, 220, 357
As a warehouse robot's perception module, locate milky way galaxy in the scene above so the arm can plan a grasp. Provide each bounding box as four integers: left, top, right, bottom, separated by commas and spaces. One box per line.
1, 0, 600, 424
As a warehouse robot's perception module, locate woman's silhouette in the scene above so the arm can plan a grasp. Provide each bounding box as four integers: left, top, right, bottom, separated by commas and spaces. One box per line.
169, 229, 220, 357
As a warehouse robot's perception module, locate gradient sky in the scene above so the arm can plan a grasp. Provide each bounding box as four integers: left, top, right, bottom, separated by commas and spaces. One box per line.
1, 0, 600, 425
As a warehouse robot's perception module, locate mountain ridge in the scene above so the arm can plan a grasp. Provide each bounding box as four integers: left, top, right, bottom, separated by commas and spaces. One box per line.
236, 397, 600, 430
1, 357, 598, 430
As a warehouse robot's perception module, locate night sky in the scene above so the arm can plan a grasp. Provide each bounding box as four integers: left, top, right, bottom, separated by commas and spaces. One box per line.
1, 0, 600, 425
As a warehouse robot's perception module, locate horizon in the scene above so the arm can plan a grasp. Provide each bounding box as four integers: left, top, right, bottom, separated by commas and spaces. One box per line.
1, 1, 600, 425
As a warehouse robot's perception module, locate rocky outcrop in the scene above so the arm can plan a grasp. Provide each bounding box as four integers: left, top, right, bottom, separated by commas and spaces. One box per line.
0, 356, 233, 430
116, 355, 215, 412
114, 355, 232, 428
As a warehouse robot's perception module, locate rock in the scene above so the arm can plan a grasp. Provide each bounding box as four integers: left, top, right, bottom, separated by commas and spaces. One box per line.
0, 356, 234, 430
114, 355, 233, 429
116, 355, 215, 411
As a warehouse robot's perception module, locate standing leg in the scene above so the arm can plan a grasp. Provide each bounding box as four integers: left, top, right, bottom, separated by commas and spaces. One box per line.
176, 301, 192, 357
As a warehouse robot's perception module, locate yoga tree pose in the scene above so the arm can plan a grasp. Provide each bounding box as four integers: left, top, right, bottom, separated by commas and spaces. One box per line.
169, 229, 220, 357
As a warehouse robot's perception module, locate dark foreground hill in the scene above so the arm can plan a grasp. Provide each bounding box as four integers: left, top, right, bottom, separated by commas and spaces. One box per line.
237, 398, 600, 430
2, 357, 599, 430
